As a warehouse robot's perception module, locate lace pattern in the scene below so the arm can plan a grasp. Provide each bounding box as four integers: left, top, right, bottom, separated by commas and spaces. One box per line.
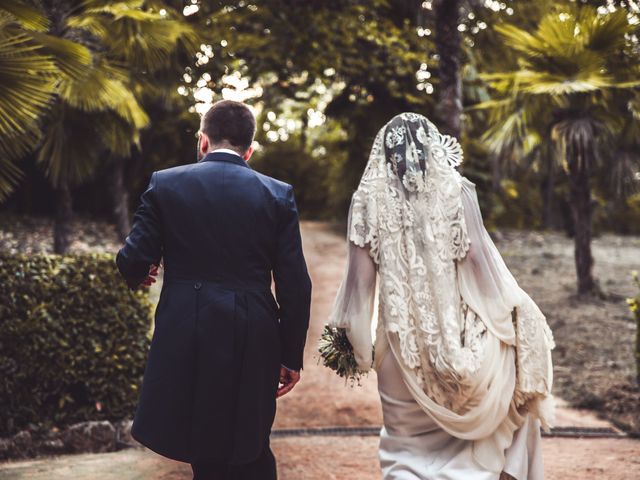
347, 113, 553, 420
348, 114, 484, 412
514, 297, 555, 397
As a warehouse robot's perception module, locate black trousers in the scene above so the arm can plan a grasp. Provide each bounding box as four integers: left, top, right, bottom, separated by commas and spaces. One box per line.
191, 446, 277, 480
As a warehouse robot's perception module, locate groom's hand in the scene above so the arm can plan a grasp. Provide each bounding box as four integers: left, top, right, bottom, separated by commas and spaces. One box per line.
141, 264, 159, 288
276, 366, 300, 398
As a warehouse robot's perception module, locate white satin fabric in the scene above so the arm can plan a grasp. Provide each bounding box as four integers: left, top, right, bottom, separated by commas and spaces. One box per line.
458, 180, 555, 406
377, 349, 544, 480
328, 113, 554, 478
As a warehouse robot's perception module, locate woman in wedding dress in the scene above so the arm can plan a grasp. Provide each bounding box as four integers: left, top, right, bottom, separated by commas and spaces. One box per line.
328, 113, 555, 479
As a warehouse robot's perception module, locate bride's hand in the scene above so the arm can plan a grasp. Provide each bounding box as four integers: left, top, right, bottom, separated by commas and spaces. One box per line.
276, 366, 300, 398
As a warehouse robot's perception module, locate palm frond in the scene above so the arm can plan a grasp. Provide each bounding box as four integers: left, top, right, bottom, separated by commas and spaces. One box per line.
493, 24, 546, 57
67, 0, 197, 72
517, 70, 616, 95
93, 112, 140, 156
0, 153, 23, 201
105, 81, 149, 131
77, 0, 146, 16
614, 79, 640, 89
480, 4, 638, 163
582, 8, 631, 53
481, 109, 527, 154
0, 33, 57, 135
0, 0, 49, 31
36, 105, 101, 187
25, 29, 92, 79
0, 27, 61, 197
57, 58, 149, 129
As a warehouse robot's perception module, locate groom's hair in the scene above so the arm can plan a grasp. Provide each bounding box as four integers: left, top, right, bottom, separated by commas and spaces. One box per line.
201, 100, 256, 152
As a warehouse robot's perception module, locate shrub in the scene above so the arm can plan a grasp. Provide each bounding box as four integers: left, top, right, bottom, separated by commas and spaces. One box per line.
0, 253, 152, 435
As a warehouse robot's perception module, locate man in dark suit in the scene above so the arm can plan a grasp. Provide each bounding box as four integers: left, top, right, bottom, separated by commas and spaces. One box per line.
116, 100, 312, 480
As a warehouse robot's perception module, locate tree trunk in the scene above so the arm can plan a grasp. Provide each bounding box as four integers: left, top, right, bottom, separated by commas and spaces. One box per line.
434, 0, 462, 139
567, 141, 595, 295
54, 180, 73, 254
541, 165, 555, 229
111, 156, 131, 241
47, 0, 77, 256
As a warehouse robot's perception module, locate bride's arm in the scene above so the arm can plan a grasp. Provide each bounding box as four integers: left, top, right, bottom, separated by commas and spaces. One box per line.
328, 241, 377, 371
457, 177, 522, 345
458, 177, 555, 413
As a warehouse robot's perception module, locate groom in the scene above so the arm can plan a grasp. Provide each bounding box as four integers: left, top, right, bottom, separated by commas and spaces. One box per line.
116, 99, 312, 479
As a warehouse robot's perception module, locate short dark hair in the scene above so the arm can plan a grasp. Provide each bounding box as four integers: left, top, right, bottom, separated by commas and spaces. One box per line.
200, 100, 256, 152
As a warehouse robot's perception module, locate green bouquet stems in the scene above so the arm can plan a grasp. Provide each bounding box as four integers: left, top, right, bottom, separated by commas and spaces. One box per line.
318, 325, 371, 386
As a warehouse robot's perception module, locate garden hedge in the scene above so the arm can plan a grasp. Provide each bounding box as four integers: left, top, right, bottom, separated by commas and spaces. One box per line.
629, 272, 640, 386
0, 253, 152, 435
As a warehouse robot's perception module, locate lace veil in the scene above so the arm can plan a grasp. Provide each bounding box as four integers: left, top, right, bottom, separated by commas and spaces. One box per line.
329, 112, 555, 473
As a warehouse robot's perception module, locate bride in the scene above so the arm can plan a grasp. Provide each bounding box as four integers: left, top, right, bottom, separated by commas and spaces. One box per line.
327, 113, 555, 479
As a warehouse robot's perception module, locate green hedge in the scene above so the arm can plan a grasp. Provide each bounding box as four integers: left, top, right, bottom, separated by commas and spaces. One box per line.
0, 253, 152, 435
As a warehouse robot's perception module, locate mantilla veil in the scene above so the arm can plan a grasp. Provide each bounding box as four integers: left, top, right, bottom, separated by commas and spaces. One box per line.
328, 112, 555, 472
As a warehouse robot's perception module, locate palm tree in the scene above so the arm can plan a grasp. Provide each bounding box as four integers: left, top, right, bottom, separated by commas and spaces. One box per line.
0, 1, 91, 201
0, 1, 194, 252
476, 3, 640, 294
36, 0, 155, 252
0, 1, 149, 252
65, 0, 195, 241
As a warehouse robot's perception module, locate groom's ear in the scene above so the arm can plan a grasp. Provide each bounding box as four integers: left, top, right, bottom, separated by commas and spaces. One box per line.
199, 132, 210, 155
242, 145, 254, 162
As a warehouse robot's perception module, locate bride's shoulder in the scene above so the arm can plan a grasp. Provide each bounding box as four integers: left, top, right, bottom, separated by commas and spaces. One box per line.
460, 176, 476, 189
460, 176, 476, 193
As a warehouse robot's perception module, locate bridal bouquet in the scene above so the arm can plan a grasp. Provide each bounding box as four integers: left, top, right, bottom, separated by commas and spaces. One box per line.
318, 325, 370, 385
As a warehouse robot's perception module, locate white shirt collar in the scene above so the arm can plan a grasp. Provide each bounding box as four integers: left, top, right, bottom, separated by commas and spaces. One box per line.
211, 148, 242, 158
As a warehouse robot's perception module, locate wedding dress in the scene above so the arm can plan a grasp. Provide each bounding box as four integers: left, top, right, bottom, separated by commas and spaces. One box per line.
328, 113, 555, 479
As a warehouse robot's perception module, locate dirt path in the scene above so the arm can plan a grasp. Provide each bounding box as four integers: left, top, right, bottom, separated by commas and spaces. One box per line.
1, 222, 639, 479
273, 222, 382, 430
1, 436, 638, 480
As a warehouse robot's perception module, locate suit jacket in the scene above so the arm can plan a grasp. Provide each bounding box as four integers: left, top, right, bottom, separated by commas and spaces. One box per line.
116, 151, 312, 465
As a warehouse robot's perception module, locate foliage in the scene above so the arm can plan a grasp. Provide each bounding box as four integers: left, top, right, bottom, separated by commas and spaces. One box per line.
36, 0, 196, 189
2, 0, 640, 235
0, 1, 199, 252
476, 2, 639, 164
628, 271, 640, 385
251, 100, 350, 219
0, 3, 91, 199
0, 252, 152, 435
251, 136, 336, 220
191, 0, 433, 215
0, 0, 196, 195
